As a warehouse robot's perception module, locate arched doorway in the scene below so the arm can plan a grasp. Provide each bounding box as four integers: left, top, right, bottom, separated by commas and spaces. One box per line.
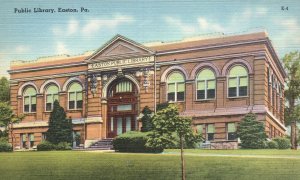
107, 78, 138, 138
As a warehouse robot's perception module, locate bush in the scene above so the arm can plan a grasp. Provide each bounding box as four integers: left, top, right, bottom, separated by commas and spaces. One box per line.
273, 137, 291, 149
0, 141, 12, 152
55, 142, 72, 150
237, 113, 267, 149
267, 140, 279, 149
113, 131, 163, 153
37, 141, 56, 151
0, 137, 8, 143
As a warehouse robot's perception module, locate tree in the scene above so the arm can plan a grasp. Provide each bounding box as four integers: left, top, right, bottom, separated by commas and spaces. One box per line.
0, 102, 24, 149
46, 100, 73, 144
146, 104, 201, 180
237, 113, 267, 149
0, 77, 10, 103
283, 51, 300, 149
141, 106, 153, 132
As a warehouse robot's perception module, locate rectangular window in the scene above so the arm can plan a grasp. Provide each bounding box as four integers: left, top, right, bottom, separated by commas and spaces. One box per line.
29, 134, 34, 148
24, 97, 30, 112
69, 92, 75, 109
77, 92, 83, 109
228, 78, 237, 97
177, 83, 185, 101
207, 124, 215, 141
227, 123, 237, 140
207, 80, 215, 99
197, 81, 205, 100
196, 125, 203, 135
239, 77, 248, 96
117, 104, 132, 111
126, 117, 131, 132
167, 83, 175, 101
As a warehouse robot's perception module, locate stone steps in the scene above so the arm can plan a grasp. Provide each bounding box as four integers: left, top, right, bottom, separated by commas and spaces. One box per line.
87, 138, 114, 150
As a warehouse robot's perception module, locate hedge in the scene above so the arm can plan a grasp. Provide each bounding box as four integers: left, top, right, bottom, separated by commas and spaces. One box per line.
273, 137, 291, 149
37, 141, 72, 151
0, 141, 12, 152
267, 140, 279, 149
113, 131, 163, 153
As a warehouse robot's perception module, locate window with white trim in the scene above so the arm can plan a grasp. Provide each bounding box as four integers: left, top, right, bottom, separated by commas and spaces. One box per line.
228, 65, 248, 97
23, 86, 37, 113
45, 85, 59, 111
227, 123, 237, 140
206, 124, 215, 141
68, 82, 83, 110
167, 72, 185, 102
196, 69, 216, 100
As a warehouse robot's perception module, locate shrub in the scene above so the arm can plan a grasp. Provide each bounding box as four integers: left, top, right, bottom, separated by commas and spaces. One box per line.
0, 137, 8, 143
0, 141, 12, 152
55, 142, 72, 150
37, 141, 56, 151
237, 113, 267, 149
267, 140, 279, 149
273, 137, 291, 149
113, 131, 163, 153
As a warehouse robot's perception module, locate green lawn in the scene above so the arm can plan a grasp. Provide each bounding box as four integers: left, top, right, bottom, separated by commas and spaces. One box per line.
0, 150, 300, 180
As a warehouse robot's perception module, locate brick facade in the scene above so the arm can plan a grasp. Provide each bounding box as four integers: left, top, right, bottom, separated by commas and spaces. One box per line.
8, 32, 286, 149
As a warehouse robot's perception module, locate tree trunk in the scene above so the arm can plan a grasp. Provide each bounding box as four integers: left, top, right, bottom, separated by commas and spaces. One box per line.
291, 121, 297, 150
180, 136, 186, 180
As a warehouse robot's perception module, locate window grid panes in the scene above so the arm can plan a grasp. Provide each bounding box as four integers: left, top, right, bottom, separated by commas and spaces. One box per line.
167, 72, 185, 102
68, 82, 83, 110
228, 65, 248, 98
116, 81, 132, 93
45, 85, 59, 111
227, 123, 237, 140
207, 124, 215, 141
23, 87, 37, 113
196, 69, 216, 100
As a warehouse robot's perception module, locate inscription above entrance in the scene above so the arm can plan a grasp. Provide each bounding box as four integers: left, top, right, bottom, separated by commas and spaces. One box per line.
88, 56, 154, 70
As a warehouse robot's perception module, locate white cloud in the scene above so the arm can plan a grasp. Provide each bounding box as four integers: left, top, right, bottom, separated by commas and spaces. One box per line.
56, 42, 69, 54
52, 19, 79, 36
164, 16, 197, 35
198, 17, 224, 32
15, 45, 31, 54
82, 14, 134, 35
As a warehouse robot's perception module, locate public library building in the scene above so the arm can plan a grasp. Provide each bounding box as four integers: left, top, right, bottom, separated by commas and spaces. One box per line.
8, 32, 286, 149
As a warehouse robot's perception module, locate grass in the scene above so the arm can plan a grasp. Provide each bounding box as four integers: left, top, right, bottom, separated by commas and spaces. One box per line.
0, 150, 300, 180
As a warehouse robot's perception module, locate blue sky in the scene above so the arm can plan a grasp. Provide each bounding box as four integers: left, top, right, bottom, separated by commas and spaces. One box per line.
1, 0, 300, 77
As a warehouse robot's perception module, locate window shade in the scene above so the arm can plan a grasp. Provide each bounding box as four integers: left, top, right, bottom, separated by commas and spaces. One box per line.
207, 80, 215, 89
239, 77, 248, 86
227, 123, 236, 132
207, 124, 215, 133
177, 83, 185, 92
69, 92, 75, 101
168, 84, 175, 93
229, 78, 237, 88
197, 81, 205, 90
77, 93, 82, 101
197, 125, 203, 134
31, 96, 36, 104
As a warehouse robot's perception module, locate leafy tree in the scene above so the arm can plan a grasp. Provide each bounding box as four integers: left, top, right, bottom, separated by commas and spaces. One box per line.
0, 77, 10, 103
146, 104, 201, 180
283, 51, 300, 149
0, 102, 24, 149
46, 100, 73, 144
237, 113, 267, 149
141, 106, 153, 132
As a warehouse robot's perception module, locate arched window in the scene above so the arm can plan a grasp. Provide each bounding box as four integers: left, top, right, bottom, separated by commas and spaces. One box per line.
228, 65, 248, 97
45, 85, 59, 111
196, 69, 216, 100
23, 86, 37, 113
167, 72, 185, 102
116, 81, 132, 93
68, 82, 83, 110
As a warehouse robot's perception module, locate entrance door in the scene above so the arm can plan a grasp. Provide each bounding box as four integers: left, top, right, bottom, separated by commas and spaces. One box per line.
107, 79, 138, 138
